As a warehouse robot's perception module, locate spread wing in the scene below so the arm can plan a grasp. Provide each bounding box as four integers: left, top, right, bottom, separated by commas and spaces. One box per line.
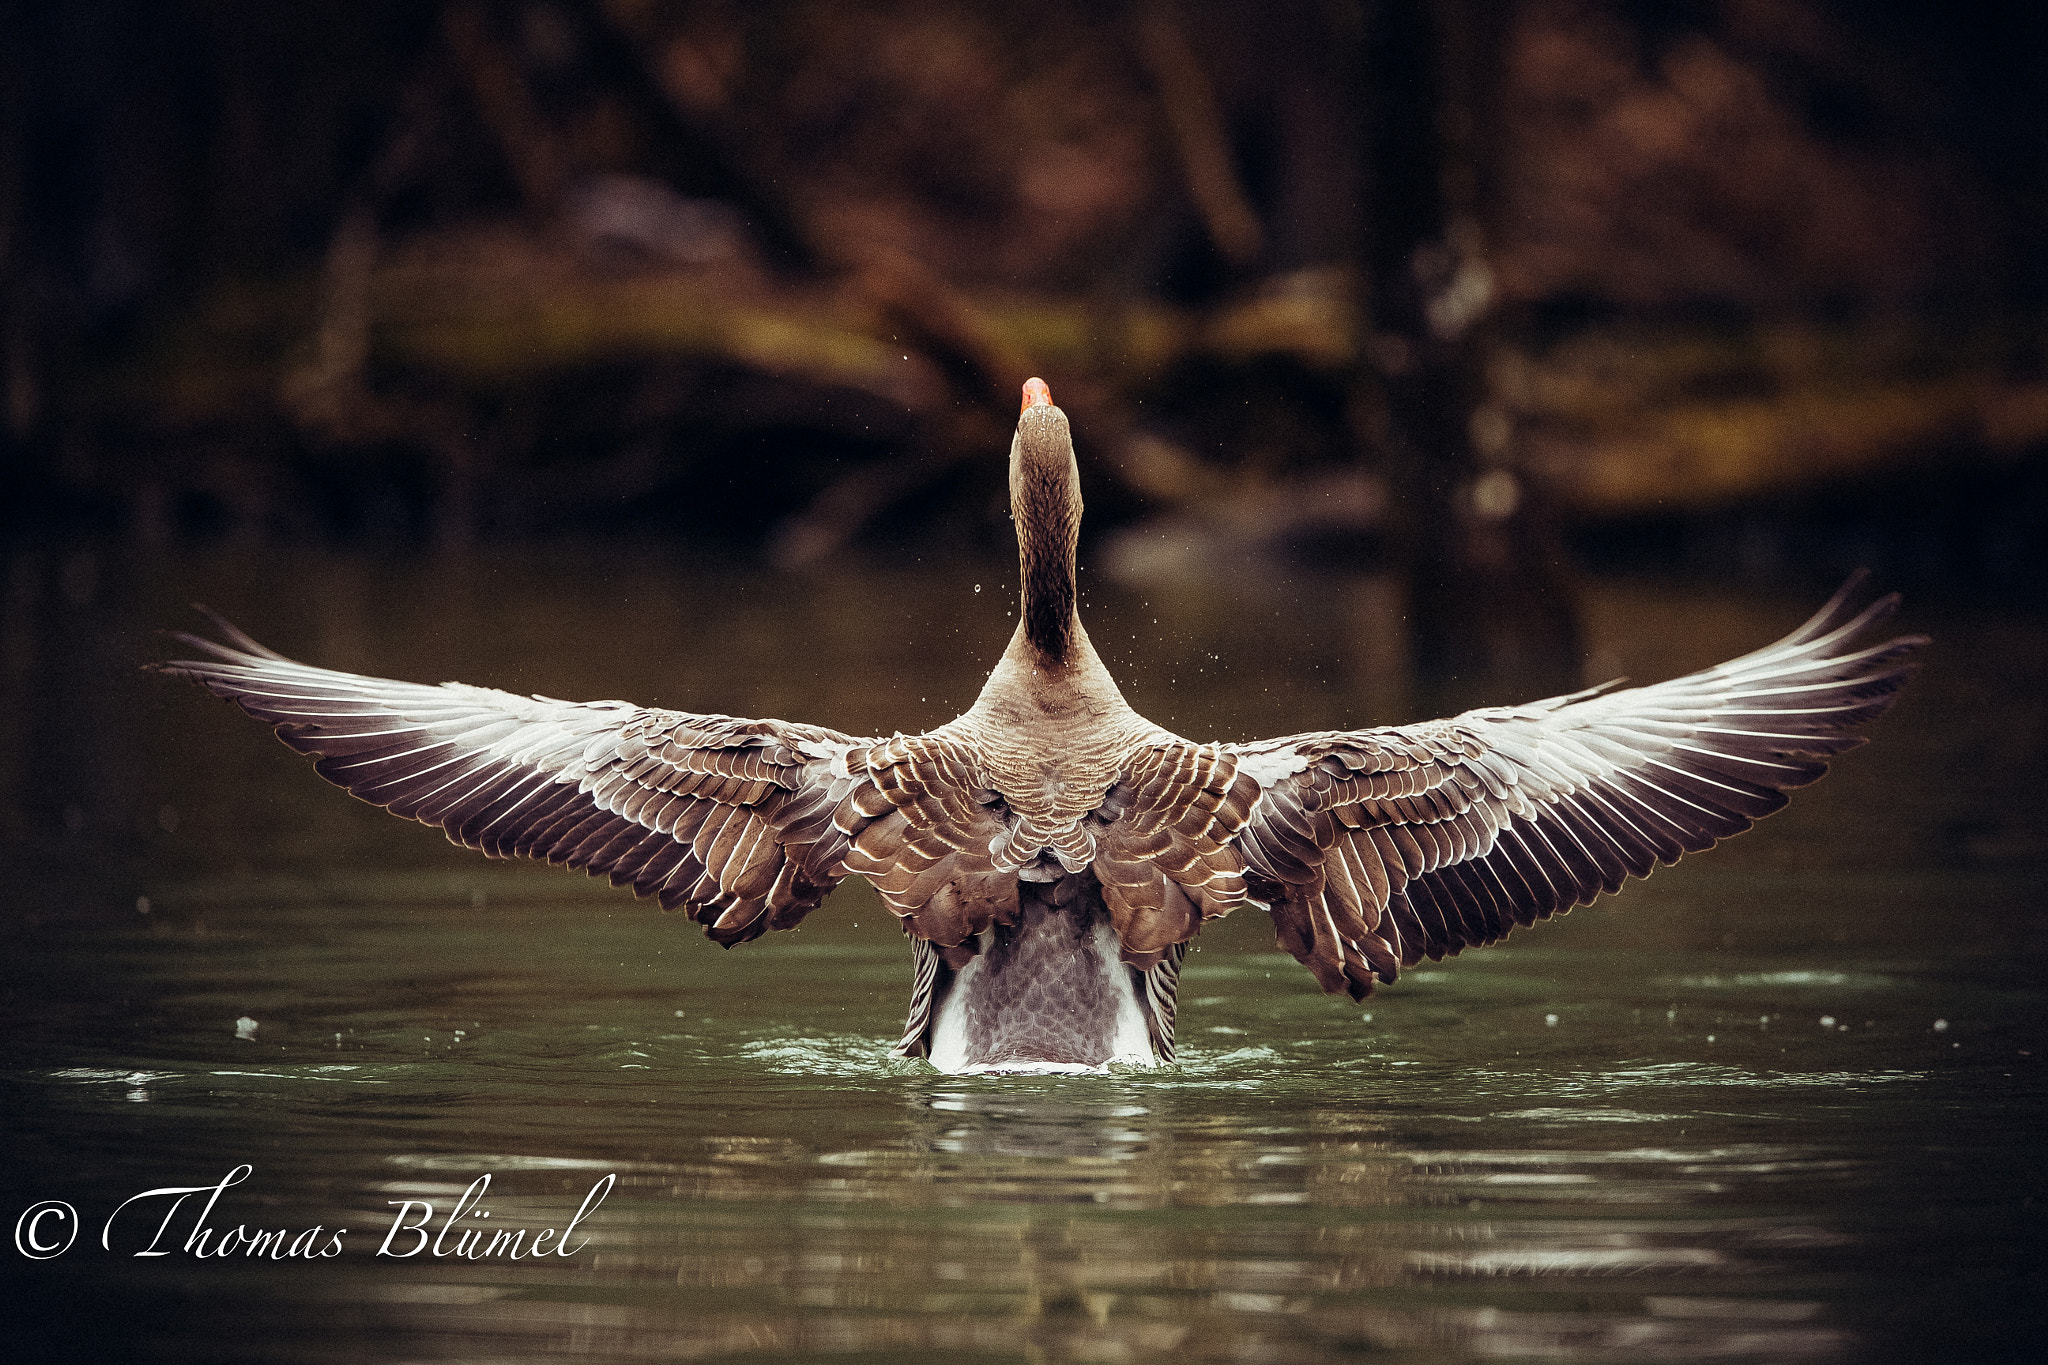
154, 612, 882, 945
156, 613, 1026, 954
1100, 575, 1925, 999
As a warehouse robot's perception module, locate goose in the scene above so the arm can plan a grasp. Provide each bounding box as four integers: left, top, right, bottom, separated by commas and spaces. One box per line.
156, 377, 1925, 1075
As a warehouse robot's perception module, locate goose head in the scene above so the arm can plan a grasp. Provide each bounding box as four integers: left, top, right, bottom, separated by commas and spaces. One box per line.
1011, 378, 1082, 667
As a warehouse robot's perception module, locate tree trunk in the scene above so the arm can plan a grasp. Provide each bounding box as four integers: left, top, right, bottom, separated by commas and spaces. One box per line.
1360, 0, 1578, 706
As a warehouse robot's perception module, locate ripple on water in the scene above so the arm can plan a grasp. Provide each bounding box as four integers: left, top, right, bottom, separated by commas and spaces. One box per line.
384, 1152, 639, 1173
729, 1036, 1293, 1089
1492, 1106, 1691, 1123
1668, 970, 1900, 990
45, 1063, 398, 1094
737, 1034, 929, 1079
49, 1068, 185, 1085
1457, 1060, 1932, 1098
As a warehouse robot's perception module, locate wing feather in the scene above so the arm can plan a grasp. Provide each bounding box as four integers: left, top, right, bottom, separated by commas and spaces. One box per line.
153, 617, 880, 941
1211, 576, 1924, 999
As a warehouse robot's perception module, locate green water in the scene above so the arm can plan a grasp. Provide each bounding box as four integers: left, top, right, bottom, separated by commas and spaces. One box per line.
2, 542, 2042, 1363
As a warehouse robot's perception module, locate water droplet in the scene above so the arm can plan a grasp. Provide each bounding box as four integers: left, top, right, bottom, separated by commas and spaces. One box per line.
1933, 1019, 1949, 1032
1544, 1013, 1558, 1026
1820, 1015, 1836, 1027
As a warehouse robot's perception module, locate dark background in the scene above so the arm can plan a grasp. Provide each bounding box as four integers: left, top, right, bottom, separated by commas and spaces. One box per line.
2, 0, 2046, 802
5, 0, 2045, 604
1, 8, 2045, 1360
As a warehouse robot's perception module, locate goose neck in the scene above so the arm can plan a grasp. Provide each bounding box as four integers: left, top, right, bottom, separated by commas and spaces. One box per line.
1017, 500, 1078, 666
1011, 426, 1082, 667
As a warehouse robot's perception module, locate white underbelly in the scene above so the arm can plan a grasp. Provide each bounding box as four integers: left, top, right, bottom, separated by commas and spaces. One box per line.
926, 918, 1157, 1075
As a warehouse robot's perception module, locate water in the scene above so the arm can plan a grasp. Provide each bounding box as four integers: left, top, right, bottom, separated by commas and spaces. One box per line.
2, 541, 2042, 1363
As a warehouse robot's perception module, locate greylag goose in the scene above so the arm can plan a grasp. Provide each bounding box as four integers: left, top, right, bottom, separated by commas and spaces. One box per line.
156, 378, 1925, 1075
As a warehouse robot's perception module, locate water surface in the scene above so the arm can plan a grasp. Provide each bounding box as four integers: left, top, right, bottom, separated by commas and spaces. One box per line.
2, 542, 2042, 1363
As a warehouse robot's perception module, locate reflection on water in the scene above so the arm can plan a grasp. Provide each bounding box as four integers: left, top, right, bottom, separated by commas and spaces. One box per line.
2, 539, 2044, 1363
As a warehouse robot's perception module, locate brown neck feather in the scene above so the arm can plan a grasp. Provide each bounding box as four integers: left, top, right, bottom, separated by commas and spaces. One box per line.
1012, 410, 1081, 666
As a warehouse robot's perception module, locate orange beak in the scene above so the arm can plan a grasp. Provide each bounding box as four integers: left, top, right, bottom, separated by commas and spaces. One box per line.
1021, 377, 1052, 413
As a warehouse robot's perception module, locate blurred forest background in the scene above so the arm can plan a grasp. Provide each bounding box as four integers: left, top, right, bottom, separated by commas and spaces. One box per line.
2, 0, 2045, 685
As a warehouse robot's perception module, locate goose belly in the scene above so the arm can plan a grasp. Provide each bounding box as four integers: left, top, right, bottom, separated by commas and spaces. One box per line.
925, 881, 1155, 1075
